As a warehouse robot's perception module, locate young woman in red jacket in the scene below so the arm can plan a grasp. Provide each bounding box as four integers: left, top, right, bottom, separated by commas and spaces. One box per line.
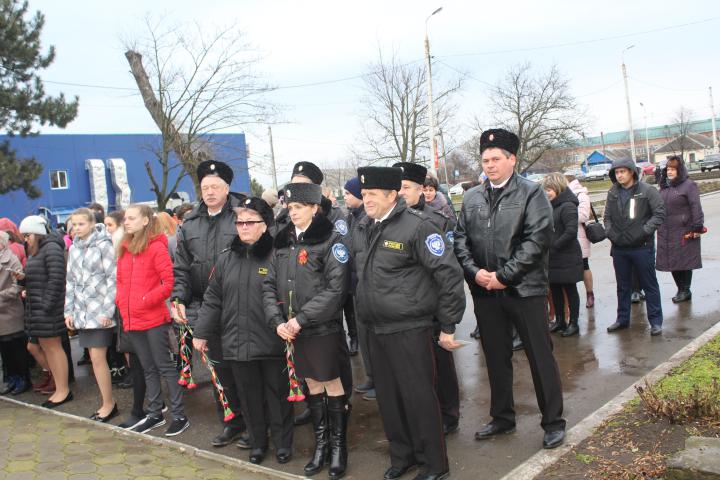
116, 204, 189, 436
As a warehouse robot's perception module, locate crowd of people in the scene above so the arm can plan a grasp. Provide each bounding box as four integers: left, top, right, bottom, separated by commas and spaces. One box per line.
0, 128, 707, 480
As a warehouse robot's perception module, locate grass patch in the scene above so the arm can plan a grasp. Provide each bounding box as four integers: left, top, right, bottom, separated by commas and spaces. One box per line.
574, 453, 596, 465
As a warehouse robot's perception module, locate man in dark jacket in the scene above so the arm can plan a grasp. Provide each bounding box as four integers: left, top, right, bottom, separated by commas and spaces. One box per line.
453, 128, 566, 450
604, 157, 665, 335
171, 160, 249, 448
352, 166, 465, 480
393, 161, 460, 435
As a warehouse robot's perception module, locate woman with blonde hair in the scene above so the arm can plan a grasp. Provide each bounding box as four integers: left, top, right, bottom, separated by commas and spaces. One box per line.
116, 204, 188, 436
64, 208, 118, 421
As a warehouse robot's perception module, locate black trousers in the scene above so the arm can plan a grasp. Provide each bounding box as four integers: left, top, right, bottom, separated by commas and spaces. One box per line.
433, 340, 460, 428
230, 359, 293, 451
129, 352, 146, 418
207, 335, 246, 431
369, 327, 447, 475
0, 334, 30, 380
474, 295, 566, 432
671, 270, 693, 290
549, 283, 580, 325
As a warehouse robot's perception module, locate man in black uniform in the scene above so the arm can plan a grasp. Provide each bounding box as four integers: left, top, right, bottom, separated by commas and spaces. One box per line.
393, 161, 460, 435
352, 166, 465, 480
453, 129, 566, 449
171, 160, 250, 448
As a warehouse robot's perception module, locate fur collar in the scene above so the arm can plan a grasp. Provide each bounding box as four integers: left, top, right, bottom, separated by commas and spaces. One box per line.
274, 214, 334, 248
230, 231, 273, 258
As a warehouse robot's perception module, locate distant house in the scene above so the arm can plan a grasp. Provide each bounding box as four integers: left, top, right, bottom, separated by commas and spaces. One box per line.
651, 133, 714, 167
584, 148, 633, 169
0, 133, 249, 225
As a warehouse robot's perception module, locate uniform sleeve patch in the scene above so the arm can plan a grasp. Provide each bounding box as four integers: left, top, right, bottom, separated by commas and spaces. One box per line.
445, 230, 454, 244
425, 233, 446, 256
334, 219, 349, 236
332, 243, 349, 263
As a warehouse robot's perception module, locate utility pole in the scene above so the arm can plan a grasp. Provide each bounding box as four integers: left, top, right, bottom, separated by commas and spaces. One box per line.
710, 86, 719, 152
438, 129, 450, 188
601, 131, 607, 161
622, 45, 637, 163
268, 126, 278, 190
425, 7, 442, 177
640, 102, 651, 163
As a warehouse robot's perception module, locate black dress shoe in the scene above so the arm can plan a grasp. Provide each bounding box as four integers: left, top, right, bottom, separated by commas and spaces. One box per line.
413, 471, 449, 480
443, 422, 459, 435
607, 321, 630, 333
543, 429, 565, 449
90, 403, 119, 423
650, 325, 663, 336
42, 392, 73, 409
561, 323, 579, 337
384, 464, 417, 480
354, 380, 374, 393
672, 290, 692, 303
470, 326, 480, 339
474, 423, 516, 440
548, 321, 565, 333
235, 432, 251, 449
276, 448, 292, 464
212, 425, 244, 447
294, 407, 311, 426
249, 447, 267, 464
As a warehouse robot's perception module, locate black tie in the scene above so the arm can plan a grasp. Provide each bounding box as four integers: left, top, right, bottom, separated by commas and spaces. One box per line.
297, 232, 304, 243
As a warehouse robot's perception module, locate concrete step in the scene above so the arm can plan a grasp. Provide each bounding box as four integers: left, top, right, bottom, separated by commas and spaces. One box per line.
666, 436, 720, 480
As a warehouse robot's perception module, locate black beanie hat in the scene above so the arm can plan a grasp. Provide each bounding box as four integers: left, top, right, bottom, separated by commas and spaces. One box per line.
392, 162, 428, 185
291, 161, 324, 185
197, 160, 234, 185
284, 183, 322, 205
479, 129, 520, 155
357, 166, 402, 191
236, 197, 274, 226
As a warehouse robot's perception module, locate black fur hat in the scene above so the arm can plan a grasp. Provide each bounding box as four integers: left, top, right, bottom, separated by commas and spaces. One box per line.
357, 166, 402, 191
284, 183, 322, 205
480, 129, 520, 155
291, 161, 324, 185
197, 160, 234, 185
392, 162, 428, 185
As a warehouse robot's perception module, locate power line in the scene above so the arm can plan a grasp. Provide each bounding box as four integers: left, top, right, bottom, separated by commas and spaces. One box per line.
629, 77, 707, 93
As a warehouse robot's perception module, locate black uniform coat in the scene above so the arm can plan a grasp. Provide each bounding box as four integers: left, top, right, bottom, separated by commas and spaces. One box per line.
172, 192, 248, 307
412, 195, 457, 243
453, 174, 553, 298
24, 232, 67, 338
263, 214, 348, 337
351, 199, 465, 335
195, 232, 284, 361
548, 188, 583, 284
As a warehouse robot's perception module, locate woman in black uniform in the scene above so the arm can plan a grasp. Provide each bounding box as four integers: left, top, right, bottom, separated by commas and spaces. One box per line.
263, 182, 350, 479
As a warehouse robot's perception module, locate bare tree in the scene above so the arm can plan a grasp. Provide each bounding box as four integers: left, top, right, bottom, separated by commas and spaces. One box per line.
486, 62, 587, 173
124, 17, 275, 199
663, 106, 694, 158
355, 48, 462, 166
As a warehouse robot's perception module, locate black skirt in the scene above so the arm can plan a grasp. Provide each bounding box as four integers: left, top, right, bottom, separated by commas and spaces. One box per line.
294, 332, 347, 382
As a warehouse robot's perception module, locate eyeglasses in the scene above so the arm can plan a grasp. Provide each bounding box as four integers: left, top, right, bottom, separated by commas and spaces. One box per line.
235, 220, 264, 227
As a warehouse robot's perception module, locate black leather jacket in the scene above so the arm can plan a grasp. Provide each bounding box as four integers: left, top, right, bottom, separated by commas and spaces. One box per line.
454, 174, 553, 298
351, 199, 465, 335
195, 232, 284, 361
172, 192, 247, 305
263, 214, 348, 337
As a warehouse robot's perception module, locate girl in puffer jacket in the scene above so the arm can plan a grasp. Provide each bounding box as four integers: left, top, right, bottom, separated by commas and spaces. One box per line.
116, 204, 188, 437
64, 208, 118, 421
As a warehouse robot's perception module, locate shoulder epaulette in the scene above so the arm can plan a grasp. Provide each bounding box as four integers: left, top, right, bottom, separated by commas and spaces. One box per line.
407, 208, 424, 217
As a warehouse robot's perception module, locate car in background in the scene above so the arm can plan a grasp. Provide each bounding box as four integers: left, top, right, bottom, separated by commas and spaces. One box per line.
563, 167, 586, 180
449, 181, 474, 195
525, 173, 547, 183
637, 162, 656, 176
700, 154, 720, 172
585, 163, 612, 181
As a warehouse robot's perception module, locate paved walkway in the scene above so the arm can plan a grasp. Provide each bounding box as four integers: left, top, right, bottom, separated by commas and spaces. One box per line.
0, 399, 275, 480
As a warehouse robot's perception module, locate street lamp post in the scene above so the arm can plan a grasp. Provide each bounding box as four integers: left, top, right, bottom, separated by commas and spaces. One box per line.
639, 102, 651, 163
425, 7, 442, 178
622, 45, 637, 163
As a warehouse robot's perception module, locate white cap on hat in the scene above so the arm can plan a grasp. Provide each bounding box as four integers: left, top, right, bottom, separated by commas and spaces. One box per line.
19, 215, 48, 235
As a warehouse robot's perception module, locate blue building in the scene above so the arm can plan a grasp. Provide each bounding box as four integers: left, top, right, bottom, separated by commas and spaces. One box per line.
0, 133, 249, 225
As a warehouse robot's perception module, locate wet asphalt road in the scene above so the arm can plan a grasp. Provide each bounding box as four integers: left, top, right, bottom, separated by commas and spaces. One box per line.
10, 192, 720, 480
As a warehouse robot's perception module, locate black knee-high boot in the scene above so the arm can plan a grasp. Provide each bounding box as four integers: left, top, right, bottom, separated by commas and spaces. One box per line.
327, 395, 348, 479
304, 394, 329, 476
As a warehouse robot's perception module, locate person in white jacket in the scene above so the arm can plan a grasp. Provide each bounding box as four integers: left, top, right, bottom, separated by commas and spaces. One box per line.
65, 208, 118, 422
566, 175, 595, 307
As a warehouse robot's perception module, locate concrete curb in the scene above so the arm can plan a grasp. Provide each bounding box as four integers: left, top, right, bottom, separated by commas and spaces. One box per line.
499, 319, 720, 480
0, 395, 304, 480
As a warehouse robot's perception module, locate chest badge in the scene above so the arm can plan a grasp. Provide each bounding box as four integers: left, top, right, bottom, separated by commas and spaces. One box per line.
258, 267, 268, 275
383, 240, 404, 251
298, 249, 309, 265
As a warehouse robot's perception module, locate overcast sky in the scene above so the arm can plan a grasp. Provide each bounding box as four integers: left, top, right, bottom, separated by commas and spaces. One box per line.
33, 0, 720, 187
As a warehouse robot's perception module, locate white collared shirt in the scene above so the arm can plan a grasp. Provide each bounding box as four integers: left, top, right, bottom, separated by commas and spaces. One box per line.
375, 203, 397, 223
490, 175, 511, 189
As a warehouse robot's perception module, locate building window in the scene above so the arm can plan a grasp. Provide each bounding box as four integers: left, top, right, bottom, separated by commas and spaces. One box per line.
50, 170, 69, 190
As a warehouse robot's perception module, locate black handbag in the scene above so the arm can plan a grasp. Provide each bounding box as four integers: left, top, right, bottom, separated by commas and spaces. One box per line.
584, 204, 607, 244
